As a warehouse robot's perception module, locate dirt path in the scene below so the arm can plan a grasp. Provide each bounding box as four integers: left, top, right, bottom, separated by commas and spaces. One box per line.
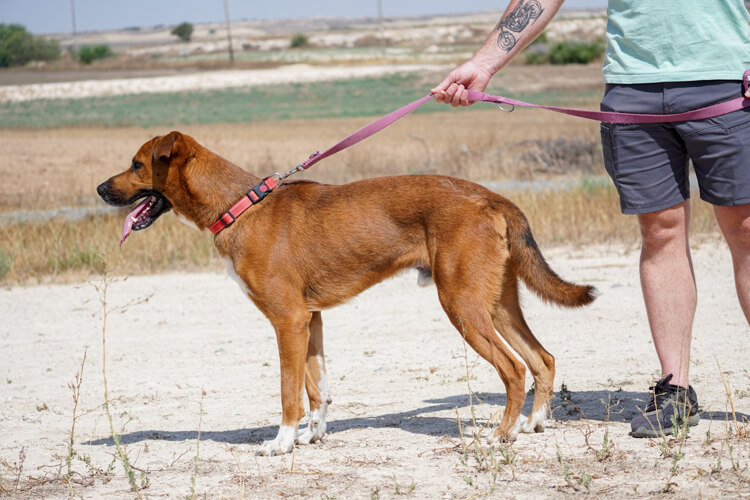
1, 241, 749, 498
0, 64, 439, 103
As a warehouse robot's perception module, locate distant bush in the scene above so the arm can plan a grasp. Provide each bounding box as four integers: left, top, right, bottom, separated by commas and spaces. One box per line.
171, 22, 194, 42
526, 38, 604, 65
290, 33, 308, 48
524, 49, 549, 65
0, 24, 60, 67
76, 44, 113, 64
549, 39, 604, 64
354, 34, 390, 48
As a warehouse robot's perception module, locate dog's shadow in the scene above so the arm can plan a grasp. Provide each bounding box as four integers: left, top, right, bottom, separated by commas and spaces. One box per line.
85, 389, 748, 446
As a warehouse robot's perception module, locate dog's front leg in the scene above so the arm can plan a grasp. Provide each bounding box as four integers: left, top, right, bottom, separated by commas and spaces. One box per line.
256, 310, 311, 456
298, 311, 331, 445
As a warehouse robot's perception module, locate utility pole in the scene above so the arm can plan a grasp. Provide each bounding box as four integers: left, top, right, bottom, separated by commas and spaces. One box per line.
376, 0, 385, 55
223, 0, 235, 65
70, 0, 77, 52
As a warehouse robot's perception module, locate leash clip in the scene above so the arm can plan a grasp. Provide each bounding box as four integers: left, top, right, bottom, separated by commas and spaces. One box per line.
276, 150, 324, 183
496, 102, 515, 113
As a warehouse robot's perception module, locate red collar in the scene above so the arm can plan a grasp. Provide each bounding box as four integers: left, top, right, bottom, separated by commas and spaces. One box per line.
208, 177, 278, 235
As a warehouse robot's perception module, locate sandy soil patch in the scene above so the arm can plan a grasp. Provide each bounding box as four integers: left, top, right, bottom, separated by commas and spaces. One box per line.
0, 64, 440, 103
1, 241, 749, 498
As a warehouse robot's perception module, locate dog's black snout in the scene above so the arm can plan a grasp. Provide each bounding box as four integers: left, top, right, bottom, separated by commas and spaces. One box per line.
96, 180, 110, 198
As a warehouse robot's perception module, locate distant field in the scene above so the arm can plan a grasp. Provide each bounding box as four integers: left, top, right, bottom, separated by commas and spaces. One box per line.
0, 72, 601, 129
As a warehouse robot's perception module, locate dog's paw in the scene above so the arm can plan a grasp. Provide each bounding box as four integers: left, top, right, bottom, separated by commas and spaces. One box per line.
488, 430, 518, 445
489, 417, 522, 445
296, 407, 328, 445
296, 421, 326, 445
521, 405, 548, 434
255, 426, 297, 456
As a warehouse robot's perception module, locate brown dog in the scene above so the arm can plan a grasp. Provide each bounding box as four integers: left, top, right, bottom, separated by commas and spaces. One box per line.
97, 131, 595, 456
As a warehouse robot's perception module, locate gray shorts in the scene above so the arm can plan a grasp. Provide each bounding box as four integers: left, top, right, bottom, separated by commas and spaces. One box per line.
600, 80, 750, 214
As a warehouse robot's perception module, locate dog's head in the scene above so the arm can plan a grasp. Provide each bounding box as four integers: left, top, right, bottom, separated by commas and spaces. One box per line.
97, 131, 190, 245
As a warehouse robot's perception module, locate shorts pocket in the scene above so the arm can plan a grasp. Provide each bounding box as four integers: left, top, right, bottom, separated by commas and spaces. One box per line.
600, 123, 618, 186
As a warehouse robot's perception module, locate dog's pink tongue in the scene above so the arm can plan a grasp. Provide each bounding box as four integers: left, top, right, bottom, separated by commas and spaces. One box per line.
119, 196, 152, 247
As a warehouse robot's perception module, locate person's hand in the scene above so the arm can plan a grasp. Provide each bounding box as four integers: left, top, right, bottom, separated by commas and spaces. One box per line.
431, 59, 495, 107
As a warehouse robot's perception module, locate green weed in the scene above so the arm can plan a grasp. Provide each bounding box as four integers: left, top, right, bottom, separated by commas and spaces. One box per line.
0, 75, 601, 129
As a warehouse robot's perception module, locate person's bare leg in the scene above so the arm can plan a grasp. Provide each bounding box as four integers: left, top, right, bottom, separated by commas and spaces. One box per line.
638, 201, 695, 388
713, 204, 750, 325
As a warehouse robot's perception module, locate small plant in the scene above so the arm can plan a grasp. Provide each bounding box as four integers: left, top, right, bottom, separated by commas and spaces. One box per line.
556, 444, 572, 485
76, 45, 113, 65
559, 381, 572, 402
171, 22, 194, 42
188, 388, 206, 499
0, 248, 13, 282
559, 381, 579, 415
64, 349, 87, 498
578, 471, 592, 492
290, 33, 309, 48
94, 271, 151, 499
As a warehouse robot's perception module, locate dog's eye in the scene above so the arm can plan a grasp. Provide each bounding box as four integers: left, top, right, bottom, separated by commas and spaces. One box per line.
131, 161, 144, 171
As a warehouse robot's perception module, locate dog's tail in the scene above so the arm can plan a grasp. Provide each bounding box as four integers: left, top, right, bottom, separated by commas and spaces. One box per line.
504, 206, 596, 308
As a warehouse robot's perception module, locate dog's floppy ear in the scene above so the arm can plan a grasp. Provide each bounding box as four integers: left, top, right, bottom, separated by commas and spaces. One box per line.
152, 131, 181, 162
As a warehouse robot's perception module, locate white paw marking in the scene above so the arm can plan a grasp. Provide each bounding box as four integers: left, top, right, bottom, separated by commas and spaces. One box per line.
222, 257, 254, 297
521, 404, 548, 433
299, 358, 331, 445
297, 407, 327, 445
508, 415, 523, 439
256, 425, 297, 456
487, 415, 523, 445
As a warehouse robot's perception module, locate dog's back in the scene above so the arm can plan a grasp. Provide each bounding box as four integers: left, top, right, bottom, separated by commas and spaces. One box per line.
254, 175, 594, 309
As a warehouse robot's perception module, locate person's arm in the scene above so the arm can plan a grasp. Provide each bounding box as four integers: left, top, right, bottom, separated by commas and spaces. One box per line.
432, 0, 566, 106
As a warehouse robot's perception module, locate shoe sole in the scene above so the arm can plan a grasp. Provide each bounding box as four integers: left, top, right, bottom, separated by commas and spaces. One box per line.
630, 412, 701, 438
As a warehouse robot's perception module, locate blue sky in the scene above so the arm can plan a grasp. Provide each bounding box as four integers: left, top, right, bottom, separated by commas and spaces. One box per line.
1, 0, 607, 34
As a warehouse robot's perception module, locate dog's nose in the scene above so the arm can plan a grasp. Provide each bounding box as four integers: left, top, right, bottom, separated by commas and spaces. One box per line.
96, 181, 109, 198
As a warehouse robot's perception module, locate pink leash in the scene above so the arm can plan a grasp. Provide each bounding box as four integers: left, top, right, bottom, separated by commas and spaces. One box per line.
209, 70, 750, 235
295, 69, 750, 173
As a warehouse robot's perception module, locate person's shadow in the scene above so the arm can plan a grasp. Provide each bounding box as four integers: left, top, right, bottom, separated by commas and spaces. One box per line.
85, 389, 748, 446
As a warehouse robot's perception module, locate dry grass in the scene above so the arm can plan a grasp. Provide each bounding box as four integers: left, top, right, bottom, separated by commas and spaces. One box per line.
0, 106, 602, 211
0, 183, 721, 285
0, 212, 216, 284
0, 101, 723, 284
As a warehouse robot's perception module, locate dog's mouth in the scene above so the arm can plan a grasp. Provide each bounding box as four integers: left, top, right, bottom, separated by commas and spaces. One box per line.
120, 192, 171, 246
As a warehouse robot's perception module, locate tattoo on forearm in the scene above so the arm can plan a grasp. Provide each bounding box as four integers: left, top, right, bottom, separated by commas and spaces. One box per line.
495, 0, 544, 52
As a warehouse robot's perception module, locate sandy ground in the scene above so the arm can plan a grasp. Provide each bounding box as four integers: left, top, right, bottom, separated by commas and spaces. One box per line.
1, 239, 749, 498
0, 64, 441, 103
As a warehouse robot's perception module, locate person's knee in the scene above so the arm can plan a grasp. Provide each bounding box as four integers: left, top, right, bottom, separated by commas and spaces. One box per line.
717, 207, 750, 250
639, 207, 688, 252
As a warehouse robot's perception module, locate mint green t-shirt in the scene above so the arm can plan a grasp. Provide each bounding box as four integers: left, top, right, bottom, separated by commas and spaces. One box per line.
603, 0, 750, 83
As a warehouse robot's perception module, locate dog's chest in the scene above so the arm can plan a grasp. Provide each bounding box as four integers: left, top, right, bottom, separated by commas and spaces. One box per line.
222, 257, 254, 298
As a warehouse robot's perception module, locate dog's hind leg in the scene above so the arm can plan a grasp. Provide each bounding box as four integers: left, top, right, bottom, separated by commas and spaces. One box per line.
492, 275, 555, 434
256, 307, 311, 456
298, 311, 331, 445
438, 290, 528, 442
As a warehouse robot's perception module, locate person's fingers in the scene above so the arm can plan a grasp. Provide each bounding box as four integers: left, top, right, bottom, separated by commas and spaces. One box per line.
450, 84, 466, 107
459, 86, 470, 107
432, 88, 446, 102
431, 72, 456, 94
431, 73, 460, 103
443, 82, 459, 105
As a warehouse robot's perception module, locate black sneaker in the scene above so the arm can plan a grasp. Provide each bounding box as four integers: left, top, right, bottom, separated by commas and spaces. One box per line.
630, 374, 701, 438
